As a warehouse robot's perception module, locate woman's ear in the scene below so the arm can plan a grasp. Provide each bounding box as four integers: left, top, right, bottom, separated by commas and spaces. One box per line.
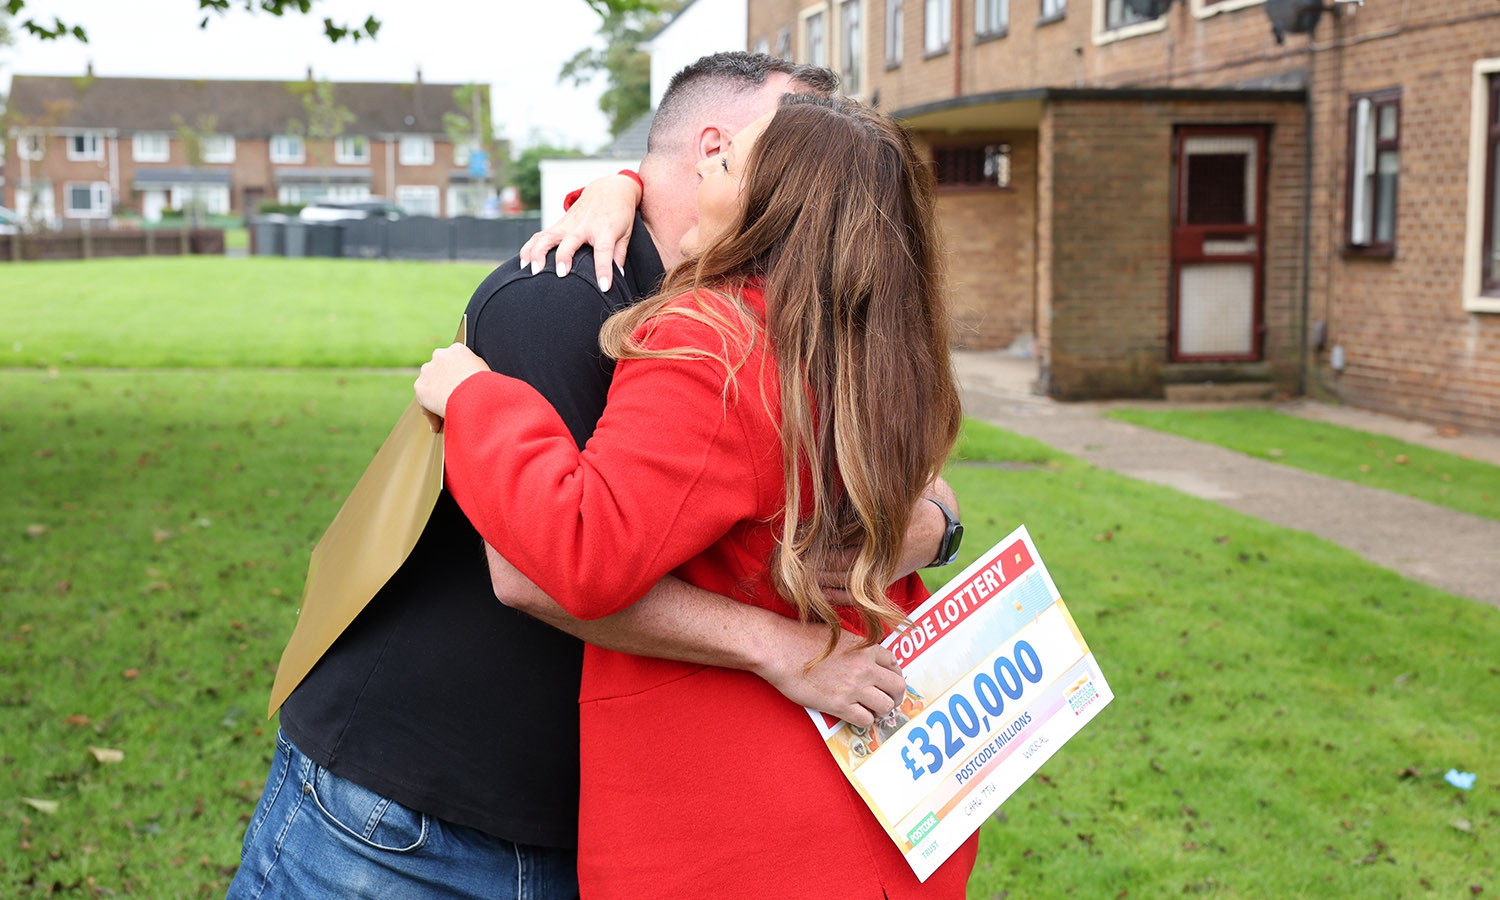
695, 126, 728, 162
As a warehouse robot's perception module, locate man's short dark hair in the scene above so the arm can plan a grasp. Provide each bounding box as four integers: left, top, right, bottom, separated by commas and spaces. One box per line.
646, 52, 838, 155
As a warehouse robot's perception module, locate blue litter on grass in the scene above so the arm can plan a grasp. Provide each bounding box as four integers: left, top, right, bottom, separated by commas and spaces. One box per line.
1444, 769, 1476, 790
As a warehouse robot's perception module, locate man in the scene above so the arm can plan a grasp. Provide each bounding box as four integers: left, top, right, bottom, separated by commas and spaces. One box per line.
227, 52, 962, 900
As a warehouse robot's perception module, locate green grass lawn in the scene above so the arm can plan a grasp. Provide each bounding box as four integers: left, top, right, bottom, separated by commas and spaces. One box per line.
3, 258, 1497, 898
0, 257, 492, 368
1108, 408, 1500, 523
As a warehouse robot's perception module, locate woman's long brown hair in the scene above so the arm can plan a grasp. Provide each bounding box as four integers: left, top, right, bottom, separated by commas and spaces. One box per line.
601, 94, 962, 656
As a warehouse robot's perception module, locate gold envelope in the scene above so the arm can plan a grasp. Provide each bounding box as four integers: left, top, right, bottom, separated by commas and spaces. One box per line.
267, 316, 466, 717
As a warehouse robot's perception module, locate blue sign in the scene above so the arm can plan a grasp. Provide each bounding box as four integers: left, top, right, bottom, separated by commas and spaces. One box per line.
468, 149, 489, 180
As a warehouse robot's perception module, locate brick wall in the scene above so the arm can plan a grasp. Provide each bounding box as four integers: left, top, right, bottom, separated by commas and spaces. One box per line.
1302, 9, 1500, 432
913, 130, 1039, 349
1042, 96, 1306, 399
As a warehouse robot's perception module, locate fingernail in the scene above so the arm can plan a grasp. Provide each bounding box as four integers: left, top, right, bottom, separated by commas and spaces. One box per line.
556, 262, 569, 278
530, 258, 543, 275
600, 276, 611, 292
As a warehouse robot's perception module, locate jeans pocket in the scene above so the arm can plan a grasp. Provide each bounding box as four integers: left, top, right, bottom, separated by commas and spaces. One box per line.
308, 764, 429, 853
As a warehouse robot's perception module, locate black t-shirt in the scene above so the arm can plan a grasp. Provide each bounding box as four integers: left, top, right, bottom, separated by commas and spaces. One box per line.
281, 216, 665, 848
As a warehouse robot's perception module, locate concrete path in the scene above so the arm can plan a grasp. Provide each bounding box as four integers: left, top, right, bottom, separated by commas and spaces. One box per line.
952, 350, 1500, 608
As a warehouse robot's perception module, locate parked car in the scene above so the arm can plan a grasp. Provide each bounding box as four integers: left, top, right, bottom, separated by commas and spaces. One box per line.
298, 199, 406, 223
0, 205, 23, 235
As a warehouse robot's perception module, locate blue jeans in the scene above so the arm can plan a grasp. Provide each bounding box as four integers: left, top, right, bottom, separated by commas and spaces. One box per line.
226, 730, 578, 900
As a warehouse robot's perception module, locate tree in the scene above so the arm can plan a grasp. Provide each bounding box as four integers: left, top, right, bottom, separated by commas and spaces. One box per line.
443, 84, 504, 216
510, 143, 582, 212
286, 78, 356, 198
2, 1, 660, 44
559, 1, 681, 139
172, 113, 220, 228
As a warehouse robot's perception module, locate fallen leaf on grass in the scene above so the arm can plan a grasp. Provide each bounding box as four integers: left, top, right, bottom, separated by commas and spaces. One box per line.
25, 524, 49, 537
1394, 454, 1409, 464
1268, 448, 1285, 458
64, 714, 91, 727
1452, 818, 1474, 833
87, 746, 124, 765
21, 797, 58, 815
123, 668, 139, 680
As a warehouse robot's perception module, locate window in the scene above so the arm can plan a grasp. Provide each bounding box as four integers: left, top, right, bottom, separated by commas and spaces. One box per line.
1105, 0, 1153, 29
64, 181, 111, 218
170, 184, 231, 215
885, 0, 904, 67
335, 135, 370, 164
270, 135, 305, 164
924, 0, 950, 55
1041, 0, 1066, 21
16, 179, 55, 224
1481, 73, 1500, 296
396, 185, 440, 217
399, 136, 435, 166
754, 37, 770, 55
802, 8, 828, 67
840, 1, 863, 95
19, 133, 45, 161
201, 135, 236, 164
453, 142, 472, 168
775, 26, 792, 58
67, 132, 103, 161
1346, 89, 1400, 254
976, 0, 1007, 36
932, 143, 1012, 189
132, 132, 169, 163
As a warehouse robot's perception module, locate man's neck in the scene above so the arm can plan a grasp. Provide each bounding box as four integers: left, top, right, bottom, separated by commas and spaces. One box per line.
642, 217, 683, 271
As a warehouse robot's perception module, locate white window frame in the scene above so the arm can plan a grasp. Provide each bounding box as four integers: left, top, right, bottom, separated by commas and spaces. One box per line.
399, 135, 435, 166
838, 0, 866, 97
1092, 0, 1167, 45
1190, 0, 1262, 19
453, 141, 472, 168
923, 0, 950, 55
753, 36, 770, 55
132, 132, 169, 163
270, 135, 306, 164
64, 181, 111, 218
395, 184, 440, 217
774, 25, 792, 58
1041, 0, 1066, 21
885, 0, 904, 67
200, 135, 236, 164
67, 132, 104, 162
975, 0, 1008, 37
799, 4, 829, 68
18, 132, 46, 161
335, 135, 370, 164
1463, 58, 1500, 313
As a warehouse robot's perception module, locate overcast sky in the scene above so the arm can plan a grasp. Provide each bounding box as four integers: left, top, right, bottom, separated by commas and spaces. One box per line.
1, 0, 615, 153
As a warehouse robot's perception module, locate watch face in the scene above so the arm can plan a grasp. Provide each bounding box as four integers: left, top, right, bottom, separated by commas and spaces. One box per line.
947, 522, 964, 562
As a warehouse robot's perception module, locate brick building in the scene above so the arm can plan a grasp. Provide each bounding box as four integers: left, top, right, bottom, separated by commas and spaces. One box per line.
2, 72, 500, 227
748, 0, 1500, 432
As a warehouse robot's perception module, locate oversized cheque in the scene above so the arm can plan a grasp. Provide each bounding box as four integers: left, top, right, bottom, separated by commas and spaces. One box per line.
804, 525, 1114, 881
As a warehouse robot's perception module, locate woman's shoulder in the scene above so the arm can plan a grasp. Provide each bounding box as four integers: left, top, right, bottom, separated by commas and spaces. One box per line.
634, 284, 765, 355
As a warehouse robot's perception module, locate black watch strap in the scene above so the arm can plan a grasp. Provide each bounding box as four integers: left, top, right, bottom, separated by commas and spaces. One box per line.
924, 498, 964, 568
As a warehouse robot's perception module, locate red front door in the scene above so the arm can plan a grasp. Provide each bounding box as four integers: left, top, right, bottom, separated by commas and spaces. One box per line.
1170, 126, 1268, 362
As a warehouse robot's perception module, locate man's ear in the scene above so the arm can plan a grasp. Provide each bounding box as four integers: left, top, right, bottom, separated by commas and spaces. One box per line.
695, 125, 728, 161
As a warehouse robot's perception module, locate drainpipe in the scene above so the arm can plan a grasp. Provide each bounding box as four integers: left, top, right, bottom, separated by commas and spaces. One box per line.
952, 0, 963, 97
1297, 44, 1314, 397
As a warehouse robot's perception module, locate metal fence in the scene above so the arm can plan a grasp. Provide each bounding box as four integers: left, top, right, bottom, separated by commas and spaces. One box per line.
250, 215, 542, 263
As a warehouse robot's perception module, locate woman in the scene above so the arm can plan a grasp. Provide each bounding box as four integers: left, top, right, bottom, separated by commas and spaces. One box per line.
415, 94, 974, 898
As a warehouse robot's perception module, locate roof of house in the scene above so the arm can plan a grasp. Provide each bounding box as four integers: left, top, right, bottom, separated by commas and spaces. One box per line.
5, 75, 481, 137
599, 109, 654, 159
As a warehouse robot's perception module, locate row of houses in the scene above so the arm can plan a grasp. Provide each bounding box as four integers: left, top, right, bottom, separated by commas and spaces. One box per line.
722, 0, 1498, 431
0, 70, 500, 226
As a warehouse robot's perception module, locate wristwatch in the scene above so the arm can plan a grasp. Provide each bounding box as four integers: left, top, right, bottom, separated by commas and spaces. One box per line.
924, 498, 964, 568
